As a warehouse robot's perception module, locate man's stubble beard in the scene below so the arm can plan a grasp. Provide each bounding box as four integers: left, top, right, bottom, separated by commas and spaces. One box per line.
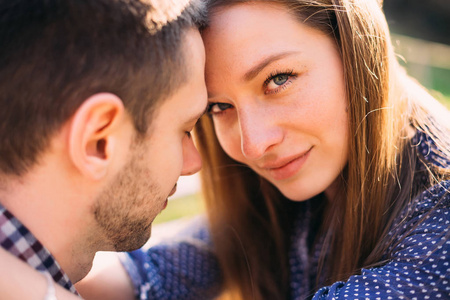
92, 145, 164, 252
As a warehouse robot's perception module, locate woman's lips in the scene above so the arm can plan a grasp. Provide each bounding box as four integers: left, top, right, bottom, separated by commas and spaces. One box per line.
263, 147, 312, 180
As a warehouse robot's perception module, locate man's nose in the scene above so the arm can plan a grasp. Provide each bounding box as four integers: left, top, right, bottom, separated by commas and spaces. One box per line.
180, 136, 202, 176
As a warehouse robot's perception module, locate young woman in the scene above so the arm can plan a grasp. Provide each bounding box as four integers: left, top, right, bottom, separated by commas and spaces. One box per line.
112, 1, 449, 299
2, 0, 449, 299
188, 1, 450, 299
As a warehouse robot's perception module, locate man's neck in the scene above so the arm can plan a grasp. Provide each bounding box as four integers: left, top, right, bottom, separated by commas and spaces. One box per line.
0, 163, 102, 283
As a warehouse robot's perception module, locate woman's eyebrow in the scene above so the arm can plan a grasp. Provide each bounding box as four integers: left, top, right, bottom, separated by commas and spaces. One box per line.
242, 51, 299, 82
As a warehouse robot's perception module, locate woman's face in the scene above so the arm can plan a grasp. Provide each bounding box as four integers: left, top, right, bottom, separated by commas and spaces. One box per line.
202, 2, 349, 201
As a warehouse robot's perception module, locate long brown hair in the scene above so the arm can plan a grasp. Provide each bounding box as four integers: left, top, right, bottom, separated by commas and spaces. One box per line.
194, 0, 450, 299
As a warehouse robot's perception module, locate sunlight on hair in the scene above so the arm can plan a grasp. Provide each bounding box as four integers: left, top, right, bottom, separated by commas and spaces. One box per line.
143, 0, 192, 34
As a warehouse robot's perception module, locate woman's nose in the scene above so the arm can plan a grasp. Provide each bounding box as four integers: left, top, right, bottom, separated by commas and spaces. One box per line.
238, 108, 283, 160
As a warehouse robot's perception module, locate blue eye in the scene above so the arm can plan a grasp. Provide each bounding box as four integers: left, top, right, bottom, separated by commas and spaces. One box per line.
264, 70, 296, 95
207, 102, 233, 115
273, 74, 289, 85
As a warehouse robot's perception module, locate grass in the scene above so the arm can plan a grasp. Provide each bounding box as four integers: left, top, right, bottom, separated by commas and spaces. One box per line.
153, 193, 204, 224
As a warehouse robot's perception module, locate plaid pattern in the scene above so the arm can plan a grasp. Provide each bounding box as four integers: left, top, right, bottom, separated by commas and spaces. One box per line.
0, 203, 78, 294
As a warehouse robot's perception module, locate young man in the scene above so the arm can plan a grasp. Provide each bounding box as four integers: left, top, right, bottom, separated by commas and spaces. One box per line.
0, 0, 207, 296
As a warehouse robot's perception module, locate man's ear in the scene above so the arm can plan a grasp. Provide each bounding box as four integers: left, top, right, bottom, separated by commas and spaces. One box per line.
67, 93, 129, 181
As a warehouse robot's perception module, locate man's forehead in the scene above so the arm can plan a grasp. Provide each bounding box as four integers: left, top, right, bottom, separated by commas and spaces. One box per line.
142, 0, 192, 34
150, 95, 206, 133
152, 76, 207, 127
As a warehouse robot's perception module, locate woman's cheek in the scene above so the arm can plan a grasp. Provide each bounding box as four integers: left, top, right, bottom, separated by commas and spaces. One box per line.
214, 121, 243, 161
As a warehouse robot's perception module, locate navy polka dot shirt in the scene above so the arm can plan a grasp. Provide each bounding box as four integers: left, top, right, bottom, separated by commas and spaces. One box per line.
122, 130, 450, 299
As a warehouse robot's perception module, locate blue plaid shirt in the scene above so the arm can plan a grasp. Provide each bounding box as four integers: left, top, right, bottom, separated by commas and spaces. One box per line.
0, 204, 78, 294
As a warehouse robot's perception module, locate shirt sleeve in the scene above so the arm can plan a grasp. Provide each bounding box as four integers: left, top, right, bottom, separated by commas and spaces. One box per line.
312, 182, 450, 300
120, 217, 222, 300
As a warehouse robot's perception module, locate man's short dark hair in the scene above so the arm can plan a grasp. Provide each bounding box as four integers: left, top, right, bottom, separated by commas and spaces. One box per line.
0, 0, 206, 175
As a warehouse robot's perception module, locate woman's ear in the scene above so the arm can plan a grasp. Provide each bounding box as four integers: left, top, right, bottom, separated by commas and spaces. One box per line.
67, 93, 129, 181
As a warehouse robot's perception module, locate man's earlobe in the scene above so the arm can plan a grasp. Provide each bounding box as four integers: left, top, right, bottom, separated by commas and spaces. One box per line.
68, 93, 126, 180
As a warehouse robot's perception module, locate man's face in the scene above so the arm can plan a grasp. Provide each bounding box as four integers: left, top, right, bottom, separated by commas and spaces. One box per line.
93, 29, 207, 251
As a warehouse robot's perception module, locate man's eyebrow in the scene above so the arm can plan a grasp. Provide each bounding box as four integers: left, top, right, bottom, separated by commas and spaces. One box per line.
243, 51, 299, 82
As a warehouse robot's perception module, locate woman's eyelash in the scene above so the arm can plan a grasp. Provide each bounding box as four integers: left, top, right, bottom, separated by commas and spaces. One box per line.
263, 69, 295, 86
206, 69, 297, 116
206, 103, 215, 113
207, 102, 229, 112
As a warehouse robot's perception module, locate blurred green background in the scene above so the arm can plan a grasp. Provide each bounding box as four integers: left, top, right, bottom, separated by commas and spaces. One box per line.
154, 0, 450, 225
393, 34, 450, 108
384, 0, 450, 107
154, 193, 204, 224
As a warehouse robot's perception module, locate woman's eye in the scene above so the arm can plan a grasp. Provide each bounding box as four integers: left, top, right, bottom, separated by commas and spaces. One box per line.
272, 74, 289, 86
207, 102, 233, 115
267, 74, 290, 90
264, 71, 296, 95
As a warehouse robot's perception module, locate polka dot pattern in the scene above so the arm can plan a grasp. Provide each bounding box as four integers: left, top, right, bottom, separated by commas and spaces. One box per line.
122, 131, 450, 299
312, 181, 450, 299
122, 218, 221, 299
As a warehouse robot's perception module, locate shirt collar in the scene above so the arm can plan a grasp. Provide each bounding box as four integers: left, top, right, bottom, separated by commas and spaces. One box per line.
0, 203, 78, 294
